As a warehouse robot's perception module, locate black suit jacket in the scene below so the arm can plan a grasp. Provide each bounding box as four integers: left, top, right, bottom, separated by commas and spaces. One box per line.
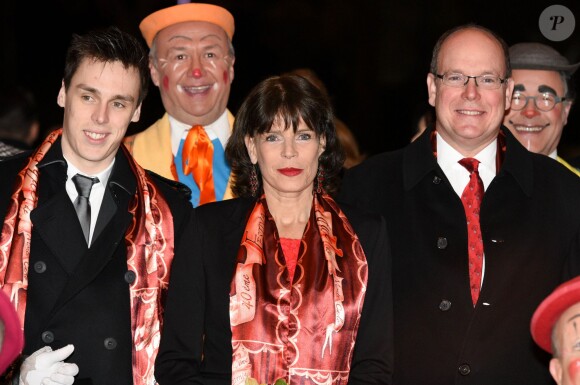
155, 197, 394, 385
338, 126, 580, 385
0, 139, 192, 385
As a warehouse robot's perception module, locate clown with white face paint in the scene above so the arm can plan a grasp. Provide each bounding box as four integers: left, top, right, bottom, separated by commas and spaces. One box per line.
503, 42, 580, 176
124, 3, 236, 207
532, 276, 580, 385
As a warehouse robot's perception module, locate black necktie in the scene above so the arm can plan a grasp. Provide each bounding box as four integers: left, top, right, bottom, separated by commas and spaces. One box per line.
72, 174, 99, 244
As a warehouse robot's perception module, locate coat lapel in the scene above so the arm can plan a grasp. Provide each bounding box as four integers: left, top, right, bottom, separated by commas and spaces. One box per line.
31, 191, 88, 274
32, 140, 87, 273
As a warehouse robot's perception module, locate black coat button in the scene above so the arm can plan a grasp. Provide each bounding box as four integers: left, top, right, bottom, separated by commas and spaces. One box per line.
458, 364, 471, 375
439, 300, 452, 311
433, 176, 442, 184
41, 331, 54, 343
34, 261, 47, 273
104, 337, 117, 350
124, 270, 136, 284
437, 237, 448, 249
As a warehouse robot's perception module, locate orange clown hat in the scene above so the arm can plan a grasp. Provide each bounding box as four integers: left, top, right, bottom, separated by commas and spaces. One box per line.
140, 3, 235, 48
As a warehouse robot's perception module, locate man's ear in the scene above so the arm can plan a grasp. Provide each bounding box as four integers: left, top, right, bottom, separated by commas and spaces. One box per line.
427, 73, 437, 107
150, 60, 160, 87
549, 357, 563, 384
57, 81, 66, 107
131, 104, 142, 123
228, 57, 235, 83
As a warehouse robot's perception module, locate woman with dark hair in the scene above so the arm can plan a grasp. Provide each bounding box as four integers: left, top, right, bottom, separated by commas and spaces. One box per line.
155, 74, 393, 385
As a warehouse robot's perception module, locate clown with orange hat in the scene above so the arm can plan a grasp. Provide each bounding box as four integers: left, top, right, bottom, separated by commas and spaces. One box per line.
125, 3, 236, 207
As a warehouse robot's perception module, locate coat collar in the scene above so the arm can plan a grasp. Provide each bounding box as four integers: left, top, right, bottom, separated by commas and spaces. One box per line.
35, 136, 137, 198
403, 125, 534, 197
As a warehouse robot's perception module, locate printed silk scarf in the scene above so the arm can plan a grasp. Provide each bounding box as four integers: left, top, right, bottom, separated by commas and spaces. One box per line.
0, 129, 174, 385
230, 193, 368, 385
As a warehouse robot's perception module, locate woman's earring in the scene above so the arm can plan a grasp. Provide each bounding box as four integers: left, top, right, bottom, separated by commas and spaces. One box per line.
250, 165, 258, 197
316, 164, 325, 194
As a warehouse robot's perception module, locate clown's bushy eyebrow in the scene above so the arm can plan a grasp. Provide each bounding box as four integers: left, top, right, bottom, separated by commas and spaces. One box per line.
538, 85, 558, 95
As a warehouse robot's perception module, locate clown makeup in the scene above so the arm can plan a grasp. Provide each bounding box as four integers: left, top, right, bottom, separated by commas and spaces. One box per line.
150, 21, 235, 127
568, 360, 580, 383
503, 69, 571, 156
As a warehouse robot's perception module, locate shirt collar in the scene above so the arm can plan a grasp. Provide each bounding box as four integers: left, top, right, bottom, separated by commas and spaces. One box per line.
436, 133, 497, 191
437, 133, 497, 175
64, 156, 115, 188
168, 110, 230, 154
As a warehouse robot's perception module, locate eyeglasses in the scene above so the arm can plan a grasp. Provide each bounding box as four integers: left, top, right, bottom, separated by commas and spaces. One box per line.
435, 73, 507, 90
510, 91, 567, 112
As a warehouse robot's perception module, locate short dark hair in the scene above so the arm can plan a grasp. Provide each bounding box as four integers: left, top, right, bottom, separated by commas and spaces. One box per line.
225, 74, 345, 198
430, 23, 511, 79
63, 26, 150, 106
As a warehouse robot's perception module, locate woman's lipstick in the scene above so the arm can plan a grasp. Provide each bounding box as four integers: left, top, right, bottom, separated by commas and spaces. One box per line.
278, 168, 302, 176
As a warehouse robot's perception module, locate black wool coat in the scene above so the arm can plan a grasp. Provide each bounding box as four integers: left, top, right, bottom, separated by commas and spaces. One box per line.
338, 126, 580, 385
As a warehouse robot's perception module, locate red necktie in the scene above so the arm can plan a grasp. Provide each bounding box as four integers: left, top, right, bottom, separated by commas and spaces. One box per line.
181, 125, 216, 205
459, 158, 484, 306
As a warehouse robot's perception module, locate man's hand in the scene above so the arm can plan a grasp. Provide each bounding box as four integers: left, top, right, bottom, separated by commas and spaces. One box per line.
19, 345, 79, 385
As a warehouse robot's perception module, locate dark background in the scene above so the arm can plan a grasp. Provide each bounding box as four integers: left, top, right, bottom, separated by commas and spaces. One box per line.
2, 0, 580, 158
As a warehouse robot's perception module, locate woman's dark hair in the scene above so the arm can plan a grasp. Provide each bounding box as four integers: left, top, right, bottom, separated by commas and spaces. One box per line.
226, 74, 345, 197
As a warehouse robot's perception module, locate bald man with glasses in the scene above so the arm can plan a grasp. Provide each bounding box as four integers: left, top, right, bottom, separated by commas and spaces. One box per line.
503, 42, 580, 176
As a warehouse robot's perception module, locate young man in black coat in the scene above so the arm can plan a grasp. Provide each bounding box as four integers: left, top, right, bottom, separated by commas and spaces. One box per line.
0, 26, 191, 385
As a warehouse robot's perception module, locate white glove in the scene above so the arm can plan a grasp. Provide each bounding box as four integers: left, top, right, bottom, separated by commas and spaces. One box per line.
19, 345, 79, 385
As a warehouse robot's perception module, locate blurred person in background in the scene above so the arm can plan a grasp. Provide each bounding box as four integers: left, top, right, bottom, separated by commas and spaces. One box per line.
0, 85, 40, 158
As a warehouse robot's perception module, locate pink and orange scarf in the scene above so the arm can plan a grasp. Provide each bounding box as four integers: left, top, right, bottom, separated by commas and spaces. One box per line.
230, 193, 368, 385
